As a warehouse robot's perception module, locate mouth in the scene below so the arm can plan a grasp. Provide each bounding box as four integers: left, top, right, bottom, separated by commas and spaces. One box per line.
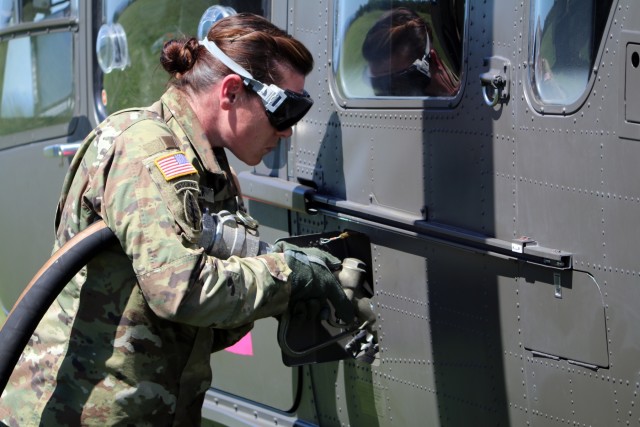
264, 143, 279, 154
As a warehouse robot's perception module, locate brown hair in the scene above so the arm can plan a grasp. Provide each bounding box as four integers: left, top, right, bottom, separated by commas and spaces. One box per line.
160, 13, 314, 93
362, 7, 429, 64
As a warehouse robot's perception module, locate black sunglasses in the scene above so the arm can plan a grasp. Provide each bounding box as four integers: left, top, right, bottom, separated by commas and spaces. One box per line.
242, 78, 313, 131
368, 40, 432, 96
369, 64, 432, 97
199, 38, 313, 131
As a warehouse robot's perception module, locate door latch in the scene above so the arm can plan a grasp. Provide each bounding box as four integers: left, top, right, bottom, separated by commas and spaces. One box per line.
480, 56, 511, 107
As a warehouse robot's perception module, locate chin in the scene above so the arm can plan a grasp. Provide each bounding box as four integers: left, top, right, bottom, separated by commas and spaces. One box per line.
244, 157, 262, 167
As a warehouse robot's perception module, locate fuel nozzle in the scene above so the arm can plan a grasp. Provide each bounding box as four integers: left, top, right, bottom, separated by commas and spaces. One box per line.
333, 258, 376, 330
277, 256, 378, 364
334, 258, 379, 364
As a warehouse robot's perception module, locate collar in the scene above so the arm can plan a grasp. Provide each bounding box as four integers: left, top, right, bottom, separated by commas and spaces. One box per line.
156, 86, 229, 177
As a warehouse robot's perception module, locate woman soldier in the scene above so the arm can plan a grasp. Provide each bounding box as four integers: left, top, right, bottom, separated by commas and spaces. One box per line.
0, 13, 353, 426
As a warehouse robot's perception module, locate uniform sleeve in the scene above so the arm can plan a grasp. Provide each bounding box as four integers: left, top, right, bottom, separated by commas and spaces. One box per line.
102, 120, 291, 328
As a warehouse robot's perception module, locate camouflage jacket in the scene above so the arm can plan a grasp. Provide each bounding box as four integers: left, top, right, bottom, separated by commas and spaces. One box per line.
0, 86, 291, 426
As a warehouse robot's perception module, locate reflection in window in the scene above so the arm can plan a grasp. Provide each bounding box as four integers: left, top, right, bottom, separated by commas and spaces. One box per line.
334, 0, 464, 98
529, 0, 612, 105
0, 32, 74, 136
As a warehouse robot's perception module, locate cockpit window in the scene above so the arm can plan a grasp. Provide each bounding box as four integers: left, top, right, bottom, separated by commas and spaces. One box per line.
334, 0, 464, 98
0, 0, 77, 29
529, 0, 613, 105
97, 0, 269, 116
0, 1, 75, 138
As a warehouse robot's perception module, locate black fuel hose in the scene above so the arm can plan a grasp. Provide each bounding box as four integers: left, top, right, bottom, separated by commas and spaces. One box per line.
0, 220, 116, 394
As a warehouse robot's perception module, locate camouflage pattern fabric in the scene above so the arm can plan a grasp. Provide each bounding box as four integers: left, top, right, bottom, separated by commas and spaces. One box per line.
0, 86, 291, 426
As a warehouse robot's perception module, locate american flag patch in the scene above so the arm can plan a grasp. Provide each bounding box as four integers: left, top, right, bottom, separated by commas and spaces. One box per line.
155, 151, 197, 180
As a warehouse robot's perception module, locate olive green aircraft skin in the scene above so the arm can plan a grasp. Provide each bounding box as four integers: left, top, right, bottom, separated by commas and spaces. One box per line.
2, 0, 640, 426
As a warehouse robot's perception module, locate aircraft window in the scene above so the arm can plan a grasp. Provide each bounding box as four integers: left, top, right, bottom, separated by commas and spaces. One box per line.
0, 0, 77, 29
333, 0, 464, 98
98, 0, 270, 116
0, 31, 74, 136
529, 0, 613, 105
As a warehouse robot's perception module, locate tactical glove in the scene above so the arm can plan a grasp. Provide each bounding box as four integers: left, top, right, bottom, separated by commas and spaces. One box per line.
273, 241, 355, 325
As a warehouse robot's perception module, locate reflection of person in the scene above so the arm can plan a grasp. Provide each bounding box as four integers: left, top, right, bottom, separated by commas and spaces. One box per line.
362, 7, 459, 97
0, 13, 353, 426
536, 55, 566, 101
534, 0, 590, 103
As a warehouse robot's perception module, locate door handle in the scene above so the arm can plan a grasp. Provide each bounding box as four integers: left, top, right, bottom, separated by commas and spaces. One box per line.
480, 56, 511, 107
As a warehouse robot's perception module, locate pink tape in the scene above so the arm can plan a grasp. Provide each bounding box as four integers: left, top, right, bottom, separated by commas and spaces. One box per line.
224, 332, 254, 356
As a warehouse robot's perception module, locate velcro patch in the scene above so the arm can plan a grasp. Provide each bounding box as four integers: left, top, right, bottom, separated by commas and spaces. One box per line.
155, 151, 197, 181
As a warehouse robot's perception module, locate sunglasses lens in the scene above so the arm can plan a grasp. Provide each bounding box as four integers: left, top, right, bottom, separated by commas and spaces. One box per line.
370, 66, 431, 96
267, 90, 313, 131
370, 74, 393, 95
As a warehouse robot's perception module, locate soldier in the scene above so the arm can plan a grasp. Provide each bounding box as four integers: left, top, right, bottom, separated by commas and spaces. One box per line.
0, 13, 354, 426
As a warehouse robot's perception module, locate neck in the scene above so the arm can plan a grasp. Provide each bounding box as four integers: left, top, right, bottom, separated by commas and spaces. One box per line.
187, 89, 225, 149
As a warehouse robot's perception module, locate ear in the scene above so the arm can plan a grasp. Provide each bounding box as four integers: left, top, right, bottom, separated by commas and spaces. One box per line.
219, 74, 244, 111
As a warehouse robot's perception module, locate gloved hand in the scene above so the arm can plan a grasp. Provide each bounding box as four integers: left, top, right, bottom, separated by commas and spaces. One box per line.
273, 241, 355, 325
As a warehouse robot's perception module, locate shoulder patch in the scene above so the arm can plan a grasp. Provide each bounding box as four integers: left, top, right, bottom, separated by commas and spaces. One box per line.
155, 151, 198, 181
174, 180, 200, 193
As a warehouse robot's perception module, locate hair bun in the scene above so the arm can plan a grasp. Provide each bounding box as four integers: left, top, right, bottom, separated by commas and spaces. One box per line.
160, 38, 200, 76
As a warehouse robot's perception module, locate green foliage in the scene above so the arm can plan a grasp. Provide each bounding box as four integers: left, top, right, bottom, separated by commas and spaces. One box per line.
103, 0, 215, 112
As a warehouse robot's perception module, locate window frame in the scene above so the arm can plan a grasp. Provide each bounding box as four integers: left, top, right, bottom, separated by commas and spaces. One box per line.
0, 17, 80, 150
523, 0, 615, 115
328, 0, 468, 110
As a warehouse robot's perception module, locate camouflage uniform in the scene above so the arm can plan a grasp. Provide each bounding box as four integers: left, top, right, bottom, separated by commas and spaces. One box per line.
0, 86, 291, 426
